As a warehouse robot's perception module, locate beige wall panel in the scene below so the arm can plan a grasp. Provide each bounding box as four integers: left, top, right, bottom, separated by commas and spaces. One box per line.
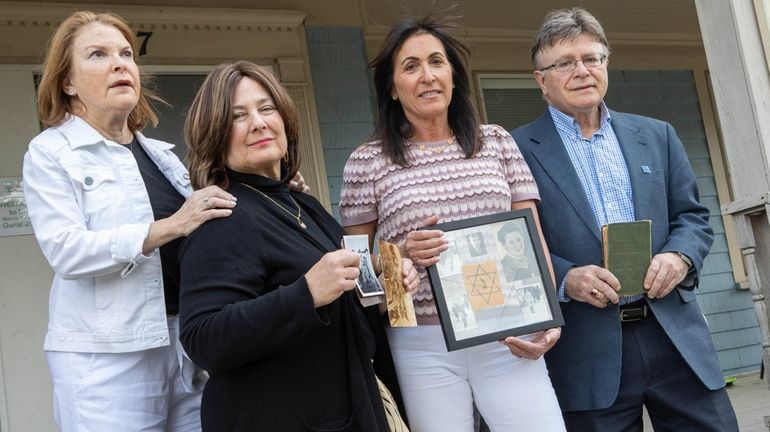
22, 0, 364, 26
365, 35, 708, 72
360, 0, 701, 37
606, 45, 708, 70
231, 0, 361, 26
0, 3, 310, 66
135, 29, 304, 65
467, 41, 532, 71
0, 26, 56, 64
0, 68, 55, 431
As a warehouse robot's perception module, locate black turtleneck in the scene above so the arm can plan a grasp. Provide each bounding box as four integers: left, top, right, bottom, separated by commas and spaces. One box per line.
178, 167, 388, 432
129, 136, 185, 315
228, 168, 337, 252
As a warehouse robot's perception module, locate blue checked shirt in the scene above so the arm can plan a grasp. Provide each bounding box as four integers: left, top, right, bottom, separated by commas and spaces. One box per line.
549, 104, 643, 304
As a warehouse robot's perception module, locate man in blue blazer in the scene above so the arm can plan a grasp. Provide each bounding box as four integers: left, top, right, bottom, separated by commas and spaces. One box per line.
511, 8, 738, 431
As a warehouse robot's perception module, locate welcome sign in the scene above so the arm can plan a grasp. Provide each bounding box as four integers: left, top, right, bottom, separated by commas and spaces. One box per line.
0, 177, 32, 237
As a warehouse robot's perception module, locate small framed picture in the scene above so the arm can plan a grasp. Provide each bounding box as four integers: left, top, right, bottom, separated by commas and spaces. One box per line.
421, 208, 564, 351
343, 234, 385, 297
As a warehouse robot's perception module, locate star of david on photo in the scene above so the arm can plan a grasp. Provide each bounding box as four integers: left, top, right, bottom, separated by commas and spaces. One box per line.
462, 261, 504, 309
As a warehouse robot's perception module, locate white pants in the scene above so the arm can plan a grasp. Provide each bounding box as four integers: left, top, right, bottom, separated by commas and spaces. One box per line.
387, 325, 565, 432
46, 317, 206, 432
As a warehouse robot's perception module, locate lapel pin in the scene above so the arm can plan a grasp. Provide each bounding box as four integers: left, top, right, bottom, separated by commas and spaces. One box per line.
641, 165, 651, 174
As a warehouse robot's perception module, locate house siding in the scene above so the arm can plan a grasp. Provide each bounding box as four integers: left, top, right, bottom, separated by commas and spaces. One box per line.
305, 26, 376, 220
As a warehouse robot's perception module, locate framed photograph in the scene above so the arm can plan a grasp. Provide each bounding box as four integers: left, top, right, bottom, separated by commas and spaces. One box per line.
422, 208, 564, 351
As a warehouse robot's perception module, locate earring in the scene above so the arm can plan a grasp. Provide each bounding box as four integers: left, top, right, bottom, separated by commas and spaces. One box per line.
65, 88, 76, 96
391, 94, 398, 101
283, 152, 289, 163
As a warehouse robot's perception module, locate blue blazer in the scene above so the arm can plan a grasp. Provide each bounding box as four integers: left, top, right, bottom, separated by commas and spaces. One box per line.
511, 109, 723, 411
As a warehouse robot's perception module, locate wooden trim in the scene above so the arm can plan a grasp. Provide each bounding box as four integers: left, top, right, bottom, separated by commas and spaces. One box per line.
693, 70, 749, 288
474, 73, 489, 125
696, 0, 770, 201
0, 2, 306, 30
753, 0, 770, 74
0, 65, 38, 72
141, 65, 216, 74
722, 193, 770, 215
291, 26, 331, 209
366, 24, 702, 46
286, 83, 331, 210
0, 327, 9, 432
476, 73, 538, 89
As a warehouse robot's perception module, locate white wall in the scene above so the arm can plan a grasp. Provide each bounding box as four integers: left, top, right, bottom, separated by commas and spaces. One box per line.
0, 68, 56, 431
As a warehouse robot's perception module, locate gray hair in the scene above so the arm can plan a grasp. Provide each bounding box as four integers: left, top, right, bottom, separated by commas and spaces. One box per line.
531, 7, 610, 67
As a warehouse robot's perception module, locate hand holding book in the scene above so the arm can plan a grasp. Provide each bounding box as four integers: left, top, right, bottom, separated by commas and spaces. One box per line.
643, 251, 692, 299
602, 220, 652, 296
563, 265, 621, 306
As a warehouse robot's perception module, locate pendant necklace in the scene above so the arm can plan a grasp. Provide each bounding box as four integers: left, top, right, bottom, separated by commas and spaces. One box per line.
239, 182, 307, 229
417, 137, 456, 154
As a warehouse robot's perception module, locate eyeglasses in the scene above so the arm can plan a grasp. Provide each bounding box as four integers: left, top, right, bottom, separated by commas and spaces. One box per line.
538, 53, 608, 73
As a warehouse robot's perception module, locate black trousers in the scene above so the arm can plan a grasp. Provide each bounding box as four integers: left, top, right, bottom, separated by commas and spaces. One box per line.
562, 313, 739, 432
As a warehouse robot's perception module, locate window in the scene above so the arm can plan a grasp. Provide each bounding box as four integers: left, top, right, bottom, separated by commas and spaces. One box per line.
145, 73, 208, 160
477, 74, 546, 131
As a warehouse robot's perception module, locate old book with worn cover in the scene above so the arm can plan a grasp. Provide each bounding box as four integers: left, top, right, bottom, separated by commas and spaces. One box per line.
602, 220, 652, 296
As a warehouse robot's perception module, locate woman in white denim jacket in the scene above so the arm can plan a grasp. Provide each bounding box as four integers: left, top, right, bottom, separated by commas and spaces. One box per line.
22, 11, 239, 431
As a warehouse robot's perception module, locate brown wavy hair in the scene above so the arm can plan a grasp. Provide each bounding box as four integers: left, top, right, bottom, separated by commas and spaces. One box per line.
185, 61, 300, 190
36, 10, 160, 130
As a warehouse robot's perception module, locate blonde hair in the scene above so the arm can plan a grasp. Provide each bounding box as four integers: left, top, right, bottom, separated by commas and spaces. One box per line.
37, 10, 160, 130
185, 61, 301, 190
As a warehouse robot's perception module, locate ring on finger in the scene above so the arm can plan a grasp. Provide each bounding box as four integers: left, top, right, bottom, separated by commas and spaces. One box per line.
203, 197, 210, 208
592, 288, 608, 303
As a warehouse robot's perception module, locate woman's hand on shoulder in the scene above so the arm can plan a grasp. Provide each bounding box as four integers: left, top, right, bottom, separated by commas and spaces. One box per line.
173, 186, 237, 236
289, 171, 311, 193
142, 186, 236, 255
305, 249, 360, 308
400, 215, 447, 267
499, 327, 561, 360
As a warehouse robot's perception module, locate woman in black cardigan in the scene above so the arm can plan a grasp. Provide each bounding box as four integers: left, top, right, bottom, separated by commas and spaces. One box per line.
179, 61, 418, 431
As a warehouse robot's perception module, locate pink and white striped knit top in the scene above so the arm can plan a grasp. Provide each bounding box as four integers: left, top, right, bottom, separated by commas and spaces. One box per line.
340, 124, 540, 325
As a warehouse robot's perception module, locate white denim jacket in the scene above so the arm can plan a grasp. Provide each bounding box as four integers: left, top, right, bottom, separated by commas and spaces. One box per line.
23, 115, 192, 353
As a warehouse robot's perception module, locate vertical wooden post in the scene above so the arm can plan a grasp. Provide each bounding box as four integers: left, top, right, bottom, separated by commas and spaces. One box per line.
696, 2, 770, 415
733, 211, 770, 391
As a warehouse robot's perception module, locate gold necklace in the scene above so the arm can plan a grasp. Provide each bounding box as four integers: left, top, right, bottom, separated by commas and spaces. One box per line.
239, 182, 307, 229
418, 137, 455, 154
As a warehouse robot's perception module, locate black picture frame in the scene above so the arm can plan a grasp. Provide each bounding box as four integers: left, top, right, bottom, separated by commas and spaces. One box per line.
422, 208, 564, 351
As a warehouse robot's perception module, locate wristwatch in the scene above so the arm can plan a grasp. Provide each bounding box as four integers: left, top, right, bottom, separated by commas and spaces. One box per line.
677, 252, 693, 268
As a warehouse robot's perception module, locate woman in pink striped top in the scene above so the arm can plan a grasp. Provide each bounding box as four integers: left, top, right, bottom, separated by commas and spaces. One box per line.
340, 15, 566, 432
